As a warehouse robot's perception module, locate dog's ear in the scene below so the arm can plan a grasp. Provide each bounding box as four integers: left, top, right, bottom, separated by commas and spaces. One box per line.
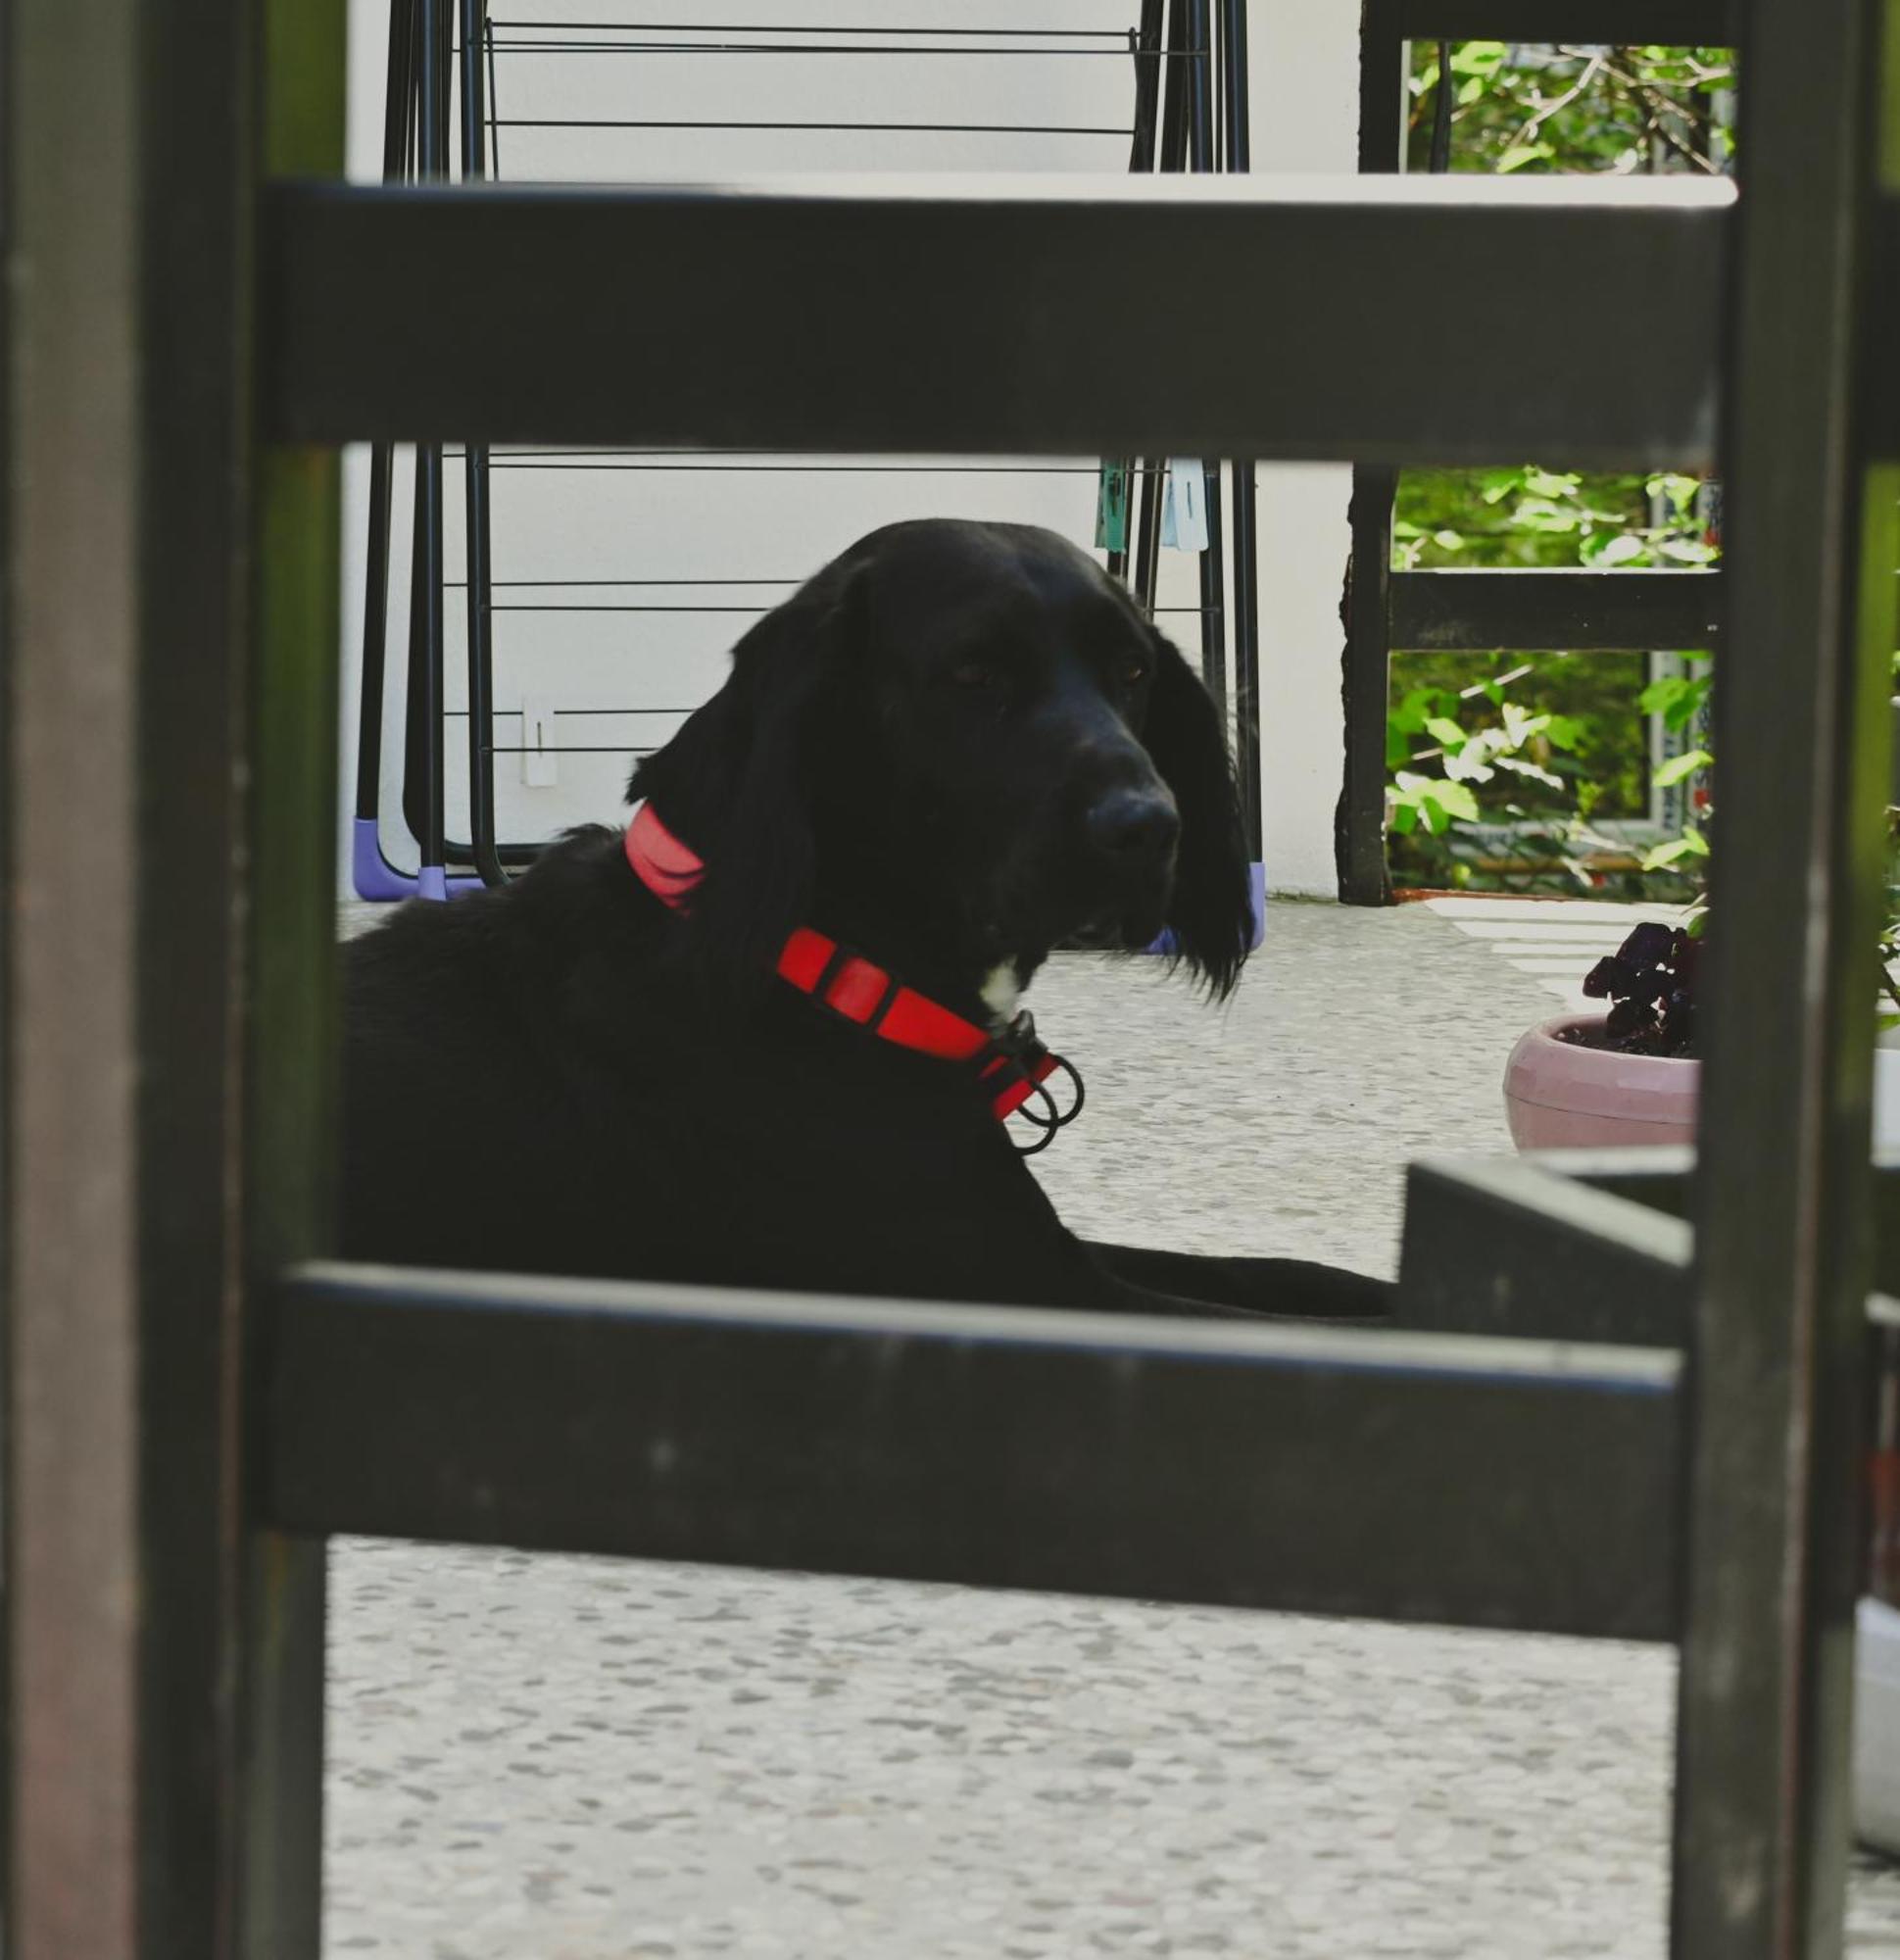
1141, 627, 1255, 1001
630, 563, 863, 998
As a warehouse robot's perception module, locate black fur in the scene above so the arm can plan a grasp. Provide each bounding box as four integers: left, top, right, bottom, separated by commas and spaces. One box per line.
343, 520, 1388, 1322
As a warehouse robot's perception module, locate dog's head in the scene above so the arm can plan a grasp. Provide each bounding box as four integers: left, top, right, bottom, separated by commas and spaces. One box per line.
630, 518, 1254, 1004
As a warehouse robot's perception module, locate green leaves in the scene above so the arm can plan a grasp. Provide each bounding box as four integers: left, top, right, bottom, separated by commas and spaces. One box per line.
1388, 685, 1450, 768
1652, 747, 1713, 789
1637, 672, 1712, 733
1641, 826, 1710, 871
1494, 755, 1566, 790
1399, 462, 1714, 573
1510, 496, 1581, 535
1645, 472, 1702, 518
1403, 39, 1733, 180
1412, 39, 1507, 111
1496, 142, 1556, 173
1588, 532, 1650, 567
1449, 40, 1507, 78
1384, 658, 1591, 862
1390, 772, 1481, 837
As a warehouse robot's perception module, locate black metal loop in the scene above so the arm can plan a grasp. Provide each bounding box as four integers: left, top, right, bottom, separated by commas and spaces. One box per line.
995, 1047, 1086, 1153
1048, 1052, 1086, 1123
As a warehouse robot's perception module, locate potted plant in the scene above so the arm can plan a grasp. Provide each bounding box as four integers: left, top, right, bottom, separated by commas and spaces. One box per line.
1502, 919, 1702, 1149
1502, 914, 1900, 1152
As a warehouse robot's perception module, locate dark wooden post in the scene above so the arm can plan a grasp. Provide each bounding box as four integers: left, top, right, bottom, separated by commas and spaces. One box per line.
1338, 0, 1405, 905
1672, 0, 1899, 1951
4, 0, 345, 1953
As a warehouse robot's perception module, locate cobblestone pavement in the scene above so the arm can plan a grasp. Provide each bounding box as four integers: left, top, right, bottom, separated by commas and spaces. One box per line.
327, 897, 1900, 1956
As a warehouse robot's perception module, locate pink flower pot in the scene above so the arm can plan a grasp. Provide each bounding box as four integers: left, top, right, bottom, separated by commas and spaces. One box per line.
1502, 1013, 1698, 1152
1504, 1017, 1900, 1153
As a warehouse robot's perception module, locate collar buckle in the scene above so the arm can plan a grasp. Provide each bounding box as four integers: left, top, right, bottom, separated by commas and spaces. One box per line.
807, 941, 903, 1035
979, 1011, 1087, 1153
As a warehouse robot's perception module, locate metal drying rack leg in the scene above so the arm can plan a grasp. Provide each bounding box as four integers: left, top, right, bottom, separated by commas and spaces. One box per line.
356, 0, 484, 901
352, 0, 414, 897
1219, 0, 1263, 869
1105, 0, 1165, 589
461, 0, 506, 888
1131, 0, 1191, 622
1185, 0, 1228, 716
401, 0, 452, 899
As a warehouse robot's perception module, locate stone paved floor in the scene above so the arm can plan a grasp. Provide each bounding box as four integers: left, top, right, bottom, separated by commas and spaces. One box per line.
327, 898, 1900, 1957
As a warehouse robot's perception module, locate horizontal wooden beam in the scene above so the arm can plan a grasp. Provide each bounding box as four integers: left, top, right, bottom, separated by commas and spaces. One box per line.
1392, 1, 1737, 40
1389, 567, 1723, 650
268, 1260, 1684, 1642
260, 174, 1730, 466
1399, 1153, 1692, 1347
1400, 1151, 1900, 1336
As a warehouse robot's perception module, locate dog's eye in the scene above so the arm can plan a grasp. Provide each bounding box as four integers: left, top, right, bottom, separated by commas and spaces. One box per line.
1125, 660, 1151, 687
950, 661, 996, 690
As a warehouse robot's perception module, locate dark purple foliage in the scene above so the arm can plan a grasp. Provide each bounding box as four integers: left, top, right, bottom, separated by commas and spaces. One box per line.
1571, 920, 1701, 1057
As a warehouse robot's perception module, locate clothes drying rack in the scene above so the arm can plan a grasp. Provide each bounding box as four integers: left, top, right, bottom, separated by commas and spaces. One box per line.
351, 0, 1264, 904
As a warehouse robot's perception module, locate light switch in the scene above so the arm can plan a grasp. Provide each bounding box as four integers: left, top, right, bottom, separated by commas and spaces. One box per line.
521, 697, 558, 787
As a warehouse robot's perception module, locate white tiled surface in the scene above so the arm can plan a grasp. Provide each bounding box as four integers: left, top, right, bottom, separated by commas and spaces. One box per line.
1421, 895, 1685, 1014
326, 897, 1900, 1956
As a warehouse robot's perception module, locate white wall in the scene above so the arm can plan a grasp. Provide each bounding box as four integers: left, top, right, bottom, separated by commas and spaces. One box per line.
339, 1, 1356, 898
1246, 6, 1360, 897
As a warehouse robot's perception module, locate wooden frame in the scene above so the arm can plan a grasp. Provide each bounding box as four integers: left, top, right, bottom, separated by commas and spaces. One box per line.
1337, 6, 1740, 906
4, 0, 1891, 1953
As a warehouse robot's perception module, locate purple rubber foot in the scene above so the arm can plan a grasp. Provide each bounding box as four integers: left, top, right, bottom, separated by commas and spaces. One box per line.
1146, 861, 1267, 957
352, 817, 485, 902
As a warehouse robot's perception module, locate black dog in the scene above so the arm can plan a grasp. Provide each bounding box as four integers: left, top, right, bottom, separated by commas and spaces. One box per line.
343, 519, 1388, 1322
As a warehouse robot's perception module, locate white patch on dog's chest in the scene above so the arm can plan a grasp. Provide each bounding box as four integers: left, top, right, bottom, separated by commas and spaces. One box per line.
980, 960, 1022, 1028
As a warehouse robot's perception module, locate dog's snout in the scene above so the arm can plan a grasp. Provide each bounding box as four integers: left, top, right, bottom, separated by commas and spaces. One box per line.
1085, 788, 1180, 863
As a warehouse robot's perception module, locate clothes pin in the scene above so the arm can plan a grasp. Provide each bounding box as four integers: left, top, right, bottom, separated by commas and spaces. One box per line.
1162, 460, 1210, 552
1094, 463, 1131, 552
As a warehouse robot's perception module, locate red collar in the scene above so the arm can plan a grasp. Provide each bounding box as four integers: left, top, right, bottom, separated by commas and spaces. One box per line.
624, 802, 1082, 1148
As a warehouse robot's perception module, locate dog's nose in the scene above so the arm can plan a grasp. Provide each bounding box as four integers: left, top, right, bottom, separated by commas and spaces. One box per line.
1085, 789, 1180, 862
